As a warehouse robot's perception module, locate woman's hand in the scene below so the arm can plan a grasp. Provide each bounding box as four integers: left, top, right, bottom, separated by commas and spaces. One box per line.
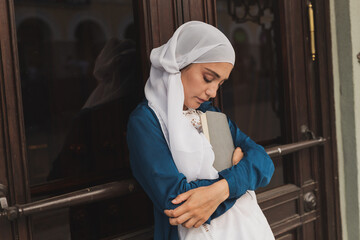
232, 147, 244, 165
164, 179, 229, 228
163, 147, 243, 228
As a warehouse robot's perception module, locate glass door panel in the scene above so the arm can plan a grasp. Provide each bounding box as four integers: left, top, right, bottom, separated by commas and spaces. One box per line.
14, 0, 149, 238
216, 0, 285, 190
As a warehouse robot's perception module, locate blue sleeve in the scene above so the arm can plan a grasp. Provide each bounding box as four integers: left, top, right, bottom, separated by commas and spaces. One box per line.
218, 117, 275, 199
127, 103, 273, 223
127, 106, 219, 212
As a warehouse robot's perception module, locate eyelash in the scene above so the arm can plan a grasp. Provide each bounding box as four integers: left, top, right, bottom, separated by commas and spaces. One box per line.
204, 77, 225, 89
203, 76, 212, 83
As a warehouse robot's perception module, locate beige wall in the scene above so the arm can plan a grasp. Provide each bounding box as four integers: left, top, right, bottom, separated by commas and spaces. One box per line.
330, 0, 360, 239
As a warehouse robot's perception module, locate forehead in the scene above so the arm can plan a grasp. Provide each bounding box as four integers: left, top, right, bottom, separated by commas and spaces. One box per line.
192, 62, 233, 76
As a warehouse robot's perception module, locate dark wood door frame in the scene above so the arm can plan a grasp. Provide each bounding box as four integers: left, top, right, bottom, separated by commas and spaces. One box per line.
0, 0, 32, 239
277, 0, 341, 238
314, 0, 342, 238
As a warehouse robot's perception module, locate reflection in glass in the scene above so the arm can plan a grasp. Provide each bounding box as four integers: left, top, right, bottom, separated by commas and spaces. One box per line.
217, 0, 284, 190
217, 0, 282, 145
15, 1, 149, 239
47, 38, 140, 182
16, 0, 142, 187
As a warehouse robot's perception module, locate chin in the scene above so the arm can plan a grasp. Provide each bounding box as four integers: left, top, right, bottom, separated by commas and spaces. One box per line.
193, 102, 202, 109
184, 102, 199, 109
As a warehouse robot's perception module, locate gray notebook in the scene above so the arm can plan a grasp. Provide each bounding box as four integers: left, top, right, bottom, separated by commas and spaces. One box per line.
200, 111, 235, 171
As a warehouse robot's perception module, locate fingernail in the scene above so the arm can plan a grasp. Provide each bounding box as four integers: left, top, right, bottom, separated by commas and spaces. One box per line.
172, 199, 177, 204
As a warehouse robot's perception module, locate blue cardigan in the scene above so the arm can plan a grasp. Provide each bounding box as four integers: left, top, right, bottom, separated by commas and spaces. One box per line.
127, 99, 274, 240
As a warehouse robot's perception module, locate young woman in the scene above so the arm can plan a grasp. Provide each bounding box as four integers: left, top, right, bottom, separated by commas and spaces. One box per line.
127, 21, 275, 240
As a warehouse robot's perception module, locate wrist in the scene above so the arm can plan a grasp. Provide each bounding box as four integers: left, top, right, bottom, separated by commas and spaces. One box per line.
213, 179, 230, 202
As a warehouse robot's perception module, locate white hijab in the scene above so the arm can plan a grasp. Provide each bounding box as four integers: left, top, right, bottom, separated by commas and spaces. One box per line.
145, 21, 235, 182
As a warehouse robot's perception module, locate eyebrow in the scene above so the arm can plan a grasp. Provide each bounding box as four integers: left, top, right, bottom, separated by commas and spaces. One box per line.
204, 67, 228, 81
204, 67, 220, 78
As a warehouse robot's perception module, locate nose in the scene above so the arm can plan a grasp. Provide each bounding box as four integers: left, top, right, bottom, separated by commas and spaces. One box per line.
205, 83, 218, 98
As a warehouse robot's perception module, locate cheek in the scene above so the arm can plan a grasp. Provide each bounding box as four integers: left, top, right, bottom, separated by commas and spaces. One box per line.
183, 75, 195, 94
189, 76, 205, 92
181, 71, 205, 99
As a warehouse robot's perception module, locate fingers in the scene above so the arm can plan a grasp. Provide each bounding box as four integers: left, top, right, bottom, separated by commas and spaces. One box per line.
193, 218, 206, 228
171, 190, 192, 205
168, 212, 206, 228
164, 209, 174, 217
169, 212, 191, 226
238, 147, 244, 160
165, 199, 192, 218
182, 217, 203, 229
232, 147, 244, 165
164, 185, 223, 228
164, 201, 191, 218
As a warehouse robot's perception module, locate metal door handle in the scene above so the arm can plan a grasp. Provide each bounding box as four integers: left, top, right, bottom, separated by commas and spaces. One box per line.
267, 125, 326, 158
0, 133, 327, 220
266, 137, 326, 158
0, 180, 138, 221
304, 192, 317, 211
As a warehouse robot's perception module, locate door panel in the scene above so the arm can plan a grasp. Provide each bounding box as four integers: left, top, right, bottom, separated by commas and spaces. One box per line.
216, 0, 328, 239
0, 0, 32, 239
0, 46, 17, 240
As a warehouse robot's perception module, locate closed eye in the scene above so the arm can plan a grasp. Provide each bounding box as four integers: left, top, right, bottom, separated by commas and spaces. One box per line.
203, 76, 212, 83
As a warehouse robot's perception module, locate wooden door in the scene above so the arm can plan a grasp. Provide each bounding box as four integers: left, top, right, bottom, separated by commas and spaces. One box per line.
0, 0, 341, 239
215, 0, 341, 239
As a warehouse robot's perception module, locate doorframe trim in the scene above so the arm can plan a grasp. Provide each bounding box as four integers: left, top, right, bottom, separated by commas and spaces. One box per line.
315, 0, 342, 238
0, 0, 33, 239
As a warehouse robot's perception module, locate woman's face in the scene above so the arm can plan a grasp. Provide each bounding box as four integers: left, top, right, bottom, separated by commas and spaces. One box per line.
180, 62, 233, 109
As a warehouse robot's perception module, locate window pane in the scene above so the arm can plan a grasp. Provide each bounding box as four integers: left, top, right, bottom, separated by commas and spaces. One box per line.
15, 0, 150, 238
16, 0, 142, 187
217, 0, 285, 189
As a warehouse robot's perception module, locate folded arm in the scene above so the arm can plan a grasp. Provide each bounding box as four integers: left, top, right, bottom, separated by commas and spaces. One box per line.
167, 106, 275, 224
127, 103, 274, 227
218, 116, 275, 199
127, 107, 229, 213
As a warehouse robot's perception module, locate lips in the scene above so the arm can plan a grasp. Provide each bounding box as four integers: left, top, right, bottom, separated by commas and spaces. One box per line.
196, 97, 207, 103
